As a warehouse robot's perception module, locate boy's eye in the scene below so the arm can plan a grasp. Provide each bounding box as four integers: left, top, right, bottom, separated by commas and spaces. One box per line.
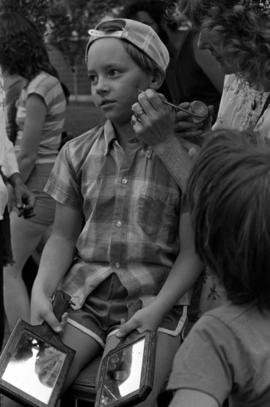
108, 69, 120, 77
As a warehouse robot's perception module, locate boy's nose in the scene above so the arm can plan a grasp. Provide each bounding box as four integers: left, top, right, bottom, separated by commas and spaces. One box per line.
95, 78, 109, 94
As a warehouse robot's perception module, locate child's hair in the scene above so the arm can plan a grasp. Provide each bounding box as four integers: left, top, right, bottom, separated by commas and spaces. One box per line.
0, 11, 58, 80
186, 0, 270, 88
122, 41, 163, 78
187, 128, 270, 311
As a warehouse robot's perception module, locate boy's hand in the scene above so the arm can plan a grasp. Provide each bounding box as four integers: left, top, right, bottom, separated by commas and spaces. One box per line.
116, 303, 162, 338
31, 291, 66, 333
131, 89, 175, 146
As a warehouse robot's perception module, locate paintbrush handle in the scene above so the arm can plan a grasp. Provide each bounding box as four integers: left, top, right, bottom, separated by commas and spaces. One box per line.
162, 100, 206, 118
136, 88, 206, 119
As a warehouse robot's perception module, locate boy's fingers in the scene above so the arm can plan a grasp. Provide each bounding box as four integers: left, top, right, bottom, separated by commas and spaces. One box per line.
116, 319, 138, 338
43, 311, 63, 333
60, 312, 68, 328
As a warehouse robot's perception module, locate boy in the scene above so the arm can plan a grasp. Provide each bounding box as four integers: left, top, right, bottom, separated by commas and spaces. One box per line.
168, 129, 270, 407
31, 19, 202, 405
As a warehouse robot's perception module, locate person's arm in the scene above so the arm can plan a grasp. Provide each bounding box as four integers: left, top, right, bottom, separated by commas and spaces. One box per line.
117, 211, 203, 336
31, 202, 83, 332
170, 389, 219, 407
153, 135, 193, 191
131, 89, 194, 191
17, 93, 46, 182
2, 102, 35, 215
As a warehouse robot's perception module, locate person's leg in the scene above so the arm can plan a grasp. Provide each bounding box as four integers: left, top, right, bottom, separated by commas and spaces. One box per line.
4, 212, 48, 330
137, 332, 181, 407
60, 321, 103, 393
1, 322, 103, 407
100, 331, 180, 407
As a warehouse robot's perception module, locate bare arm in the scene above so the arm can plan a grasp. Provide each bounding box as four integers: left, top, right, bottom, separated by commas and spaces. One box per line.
131, 89, 194, 191
17, 94, 46, 182
118, 211, 203, 335
170, 389, 219, 407
148, 211, 202, 316
31, 202, 83, 331
153, 136, 193, 192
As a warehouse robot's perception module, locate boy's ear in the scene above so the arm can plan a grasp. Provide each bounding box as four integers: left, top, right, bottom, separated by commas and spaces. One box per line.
149, 69, 165, 90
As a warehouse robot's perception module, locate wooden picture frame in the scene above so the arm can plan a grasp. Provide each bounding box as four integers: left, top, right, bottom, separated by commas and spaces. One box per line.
0, 291, 75, 407
95, 331, 156, 407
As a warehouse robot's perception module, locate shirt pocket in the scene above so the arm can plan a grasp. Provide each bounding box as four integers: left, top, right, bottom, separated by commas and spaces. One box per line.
137, 185, 180, 242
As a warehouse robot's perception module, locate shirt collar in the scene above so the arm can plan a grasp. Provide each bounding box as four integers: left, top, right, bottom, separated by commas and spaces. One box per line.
103, 120, 117, 156
103, 120, 153, 158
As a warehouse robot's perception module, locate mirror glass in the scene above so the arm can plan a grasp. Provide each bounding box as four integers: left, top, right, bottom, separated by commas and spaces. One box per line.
2, 332, 66, 404
99, 338, 145, 406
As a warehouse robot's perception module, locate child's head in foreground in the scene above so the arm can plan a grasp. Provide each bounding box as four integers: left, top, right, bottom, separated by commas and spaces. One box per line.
187, 128, 270, 311
85, 18, 169, 124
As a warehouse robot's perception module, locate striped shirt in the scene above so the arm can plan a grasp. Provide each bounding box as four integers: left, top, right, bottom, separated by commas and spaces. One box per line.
15, 72, 66, 164
45, 120, 185, 309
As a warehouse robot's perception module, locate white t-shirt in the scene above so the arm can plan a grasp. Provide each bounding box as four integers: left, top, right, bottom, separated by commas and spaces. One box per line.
213, 74, 269, 134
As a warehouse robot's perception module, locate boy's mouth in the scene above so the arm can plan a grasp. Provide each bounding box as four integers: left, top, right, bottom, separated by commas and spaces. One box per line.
100, 100, 116, 107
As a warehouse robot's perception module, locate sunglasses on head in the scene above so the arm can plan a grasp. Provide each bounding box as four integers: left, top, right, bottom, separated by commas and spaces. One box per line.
86, 19, 128, 61
94, 19, 126, 34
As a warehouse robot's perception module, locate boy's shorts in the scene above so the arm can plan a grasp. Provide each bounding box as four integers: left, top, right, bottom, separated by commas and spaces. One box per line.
67, 273, 188, 348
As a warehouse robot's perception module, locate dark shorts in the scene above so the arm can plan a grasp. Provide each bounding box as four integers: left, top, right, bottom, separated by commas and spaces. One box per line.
67, 273, 188, 348
26, 163, 55, 226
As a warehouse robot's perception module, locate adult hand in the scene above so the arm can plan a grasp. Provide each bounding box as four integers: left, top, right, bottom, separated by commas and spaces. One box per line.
175, 103, 214, 157
131, 89, 175, 146
174, 102, 203, 136
175, 102, 213, 141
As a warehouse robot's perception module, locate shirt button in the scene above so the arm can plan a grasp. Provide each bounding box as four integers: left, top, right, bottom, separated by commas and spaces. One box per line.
115, 262, 120, 269
116, 220, 122, 227
121, 178, 128, 184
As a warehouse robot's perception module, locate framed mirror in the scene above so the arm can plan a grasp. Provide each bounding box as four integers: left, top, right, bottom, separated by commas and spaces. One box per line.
95, 331, 156, 407
0, 291, 75, 407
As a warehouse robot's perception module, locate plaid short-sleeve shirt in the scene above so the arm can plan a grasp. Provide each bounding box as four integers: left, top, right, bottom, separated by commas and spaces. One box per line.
45, 121, 183, 309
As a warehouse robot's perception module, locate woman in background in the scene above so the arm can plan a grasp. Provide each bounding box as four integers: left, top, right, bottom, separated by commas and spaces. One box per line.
120, 0, 224, 118
0, 11, 66, 332
0, 71, 34, 348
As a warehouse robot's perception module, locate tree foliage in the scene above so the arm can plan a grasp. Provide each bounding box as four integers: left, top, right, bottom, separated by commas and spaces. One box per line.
0, 0, 50, 35
48, 0, 125, 68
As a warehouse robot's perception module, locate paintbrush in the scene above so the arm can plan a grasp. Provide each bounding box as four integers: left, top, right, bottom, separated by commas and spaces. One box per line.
137, 88, 208, 119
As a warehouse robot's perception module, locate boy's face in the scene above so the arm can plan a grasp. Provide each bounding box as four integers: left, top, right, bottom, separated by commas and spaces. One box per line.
87, 38, 152, 124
